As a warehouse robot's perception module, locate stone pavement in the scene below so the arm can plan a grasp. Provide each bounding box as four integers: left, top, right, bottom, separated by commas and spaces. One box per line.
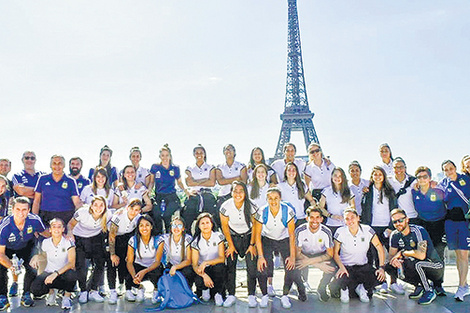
4, 265, 469, 313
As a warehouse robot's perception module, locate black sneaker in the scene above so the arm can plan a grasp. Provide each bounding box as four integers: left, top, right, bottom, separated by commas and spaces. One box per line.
409, 286, 424, 299
435, 285, 447, 297
298, 291, 307, 302
418, 290, 436, 305
21, 292, 35, 307
318, 287, 330, 302
0, 295, 9, 311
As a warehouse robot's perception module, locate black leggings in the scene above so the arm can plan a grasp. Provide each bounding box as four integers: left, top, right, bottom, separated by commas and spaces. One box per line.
152, 192, 182, 234
335, 263, 380, 293
107, 232, 133, 289
385, 258, 444, 291
0, 240, 36, 296
31, 270, 77, 296
194, 263, 226, 297
126, 263, 163, 289
75, 233, 106, 291
183, 190, 218, 234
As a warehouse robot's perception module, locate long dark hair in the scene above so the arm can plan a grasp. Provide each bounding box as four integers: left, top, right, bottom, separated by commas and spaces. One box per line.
331, 167, 351, 203
99, 145, 113, 177
283, 162, 306, 199
248, 147, 266, 170
231, 181, 253, 228
191, 212, 216, 247
122, 165, 136, 190
134, 214, 157, 259
250, 164, 268, 200
369, 166, 395, 203
92, 166, 111, 197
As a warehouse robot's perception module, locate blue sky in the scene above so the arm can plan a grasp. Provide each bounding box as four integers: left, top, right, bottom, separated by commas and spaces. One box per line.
1, 1, 469, 179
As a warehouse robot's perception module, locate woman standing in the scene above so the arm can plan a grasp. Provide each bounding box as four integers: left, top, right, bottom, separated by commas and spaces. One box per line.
191, 213, 226, 306
319, 167, 355, 234
348, 161, 369, 216
248, 164, 270, 210
247, 147, 277, 184
88, 145, 119, 187
148, 144, 190, 233
107, 199, 142, 304
220, 181, 258, 307
127, 147, 150, 187
378, 143, 394, 177
30, 218, 77, 310
114, 165, 152, 212
333, 208, 386, 303
184, 145, 217, 233
80, 166, 115, 209
67, 196, 111, 304
126, 214, 164, 303
304, 143, 334, 201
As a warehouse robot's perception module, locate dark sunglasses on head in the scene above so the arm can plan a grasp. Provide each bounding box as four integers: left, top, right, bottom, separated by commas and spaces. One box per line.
309, 149, 321, 154
392, 218, 406, 224
24, 156, 36, 160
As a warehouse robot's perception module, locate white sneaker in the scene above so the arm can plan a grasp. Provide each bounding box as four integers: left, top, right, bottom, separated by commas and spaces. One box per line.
379, 282, 388, 293
390, 283, 405, 295
89, 290, 104, 303
61, 296, 72, 310
223, 295, 236, 307
46, 289, 57, 306
214, 293, 223, 307
454, 285, 470, 302
260, 295, 269, 308
125, 290, 136, 302
355, 284, 370, 303
268, 285, 276, 296
248, 295, 257, 308
78, 291, 88, 304
109, 290, 118, 305
280, 295, 291, 309
136, 288, 145, 302
202, 289, 210, 302
151, 290, 160, 304
340, 288, 349, 304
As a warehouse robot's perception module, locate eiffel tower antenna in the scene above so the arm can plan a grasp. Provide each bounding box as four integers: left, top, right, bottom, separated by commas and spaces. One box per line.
273, 0, 319, 159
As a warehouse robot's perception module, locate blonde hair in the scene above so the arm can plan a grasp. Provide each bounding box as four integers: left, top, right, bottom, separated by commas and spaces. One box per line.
89, 195, 108, 233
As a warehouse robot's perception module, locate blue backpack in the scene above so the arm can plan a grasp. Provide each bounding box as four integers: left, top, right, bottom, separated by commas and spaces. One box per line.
145, 269, 199, 311
261, 201, 296, 227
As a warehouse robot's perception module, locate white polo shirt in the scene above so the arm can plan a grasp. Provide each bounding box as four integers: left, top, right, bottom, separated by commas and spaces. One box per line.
248, 183, 269, 210
217, 161, 246, 197
191, 231, 225, 265
349, 179, 369, 215
278, 181, 308, 220
254, 205, 296, 241
110, 209, 141, 236
186, 163, 215, 192
271, 159, 306, 183
80, 185, 115, 208
158, 233, 192, 265
334, 224, 375, 266
72, 206, 112, 237
322, 186, 354, 227
42, 236, 74, 273
115, 183, 147, 204
390, 175, 418, 218
219, 198, 257, 234
304, 160, 334, 190
371, 185, 391, 227
295, 224, 333, 256
380, 161, 394, 178
128, 236, 158, 267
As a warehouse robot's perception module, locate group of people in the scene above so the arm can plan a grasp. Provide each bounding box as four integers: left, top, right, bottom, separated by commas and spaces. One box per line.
0, 143, 468, 310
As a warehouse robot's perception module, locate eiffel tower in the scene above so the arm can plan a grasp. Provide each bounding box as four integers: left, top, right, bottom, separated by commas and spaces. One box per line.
273, 0, 319, 159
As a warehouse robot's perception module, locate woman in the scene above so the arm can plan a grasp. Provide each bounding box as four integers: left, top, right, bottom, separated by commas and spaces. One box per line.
278, 162, 316, 224
304, 143, 334, 201
461, 155, 470, 177
184, 145, 217, 233
107, 199, 143, 304
348, 161, 369, 216
191, 213, 226, 306
148, 144, 190, 233
126, 214, 163, 303
67, 195, 111, 304
156, 213, 194, 286
333, 208, 386, 303
248, 164, 270, 209
30, 218, 77, 310
247, 147, 277, 184
114, 165, 152, 212
319, 167, 355, 234
215, 144, 247, 227
254, 187, 306, 309
88, 145, 119, 187
219, 181, 258, 307
379, 143, 394, 177
80, 166, 115, 209
127, 147, 150, 187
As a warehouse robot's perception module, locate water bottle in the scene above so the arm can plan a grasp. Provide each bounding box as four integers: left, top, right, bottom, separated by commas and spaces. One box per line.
12, 254, 23, 275
160, 199, 166, 216
397, 265, 405, 280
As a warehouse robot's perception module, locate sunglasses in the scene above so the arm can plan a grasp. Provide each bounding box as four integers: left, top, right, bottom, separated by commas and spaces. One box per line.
24, 156, 36, 160
309, 149, 321, 154
171, 224, 183, 229
392, 218, 406, 225
416, 174, 429, 180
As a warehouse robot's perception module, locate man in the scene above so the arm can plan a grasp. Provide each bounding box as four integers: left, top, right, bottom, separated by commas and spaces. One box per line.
33, 155, 81, 226
389, 157, 419, 223
295, 206, 335, 302
69, 157, 90, 195
12, 151, 44, 200
271, 143, 306, 183
0, 160, 13, 198
0, 197, 49, 309
387, 209, 444, 305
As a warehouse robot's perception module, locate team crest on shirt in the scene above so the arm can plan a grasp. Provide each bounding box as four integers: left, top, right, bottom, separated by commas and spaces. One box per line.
27, 226, 33, 234
459, 179, 466, 186
62, 181, 68, 189
410, 240, 415, 248
398, 238, 405, 248
8, 233, 16, 242
361, 237, 365, 242
430, 194, 437, 202
78, 182, 83, 189
62, 248, 66, 253
155, 171, 161, 179
213, 242, 217, 246
169, 170, 174, 177
448, 188, 452, 192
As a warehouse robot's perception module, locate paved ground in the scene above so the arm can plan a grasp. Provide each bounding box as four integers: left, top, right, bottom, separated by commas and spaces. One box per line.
3, 265, 470, 313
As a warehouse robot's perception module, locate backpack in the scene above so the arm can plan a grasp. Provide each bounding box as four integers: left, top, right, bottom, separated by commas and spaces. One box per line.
145, 269, 199, 311
261, 201, 296, 227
